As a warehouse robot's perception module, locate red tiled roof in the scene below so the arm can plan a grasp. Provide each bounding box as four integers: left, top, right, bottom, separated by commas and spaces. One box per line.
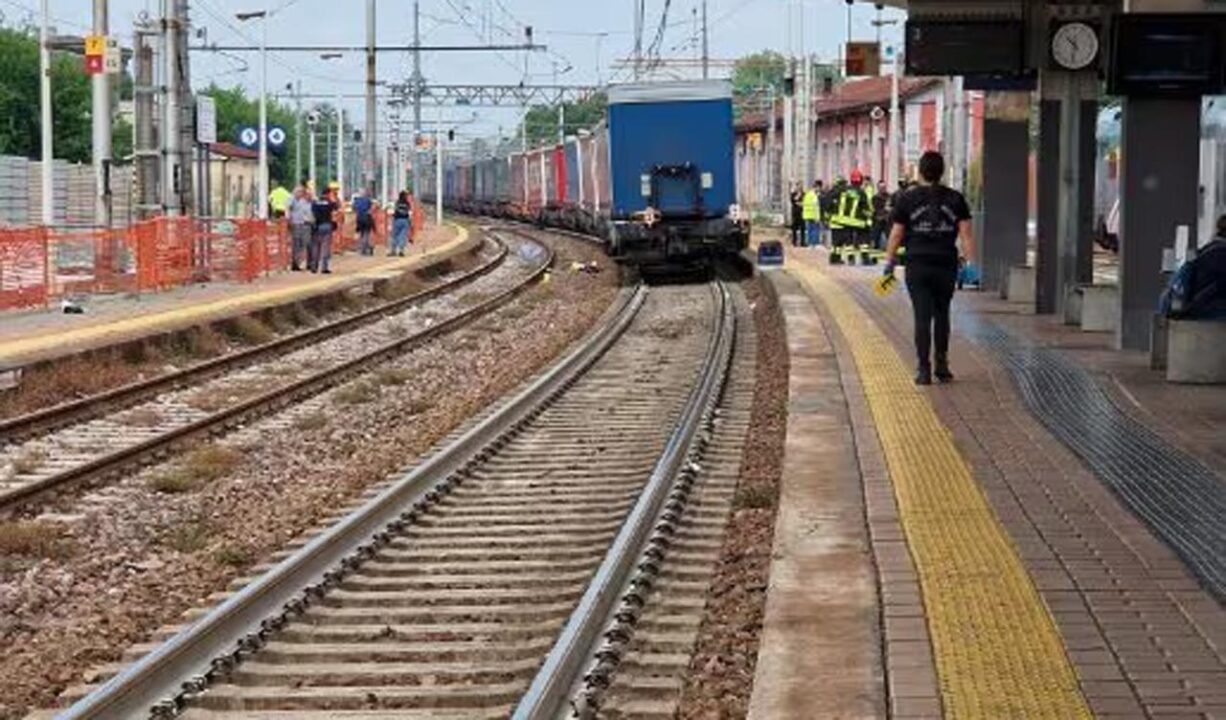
735, 76, 942, 132
208, 142, 259, 160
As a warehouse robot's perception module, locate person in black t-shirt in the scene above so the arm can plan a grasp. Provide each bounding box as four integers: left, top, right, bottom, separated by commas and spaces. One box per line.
883, 151, 978, 385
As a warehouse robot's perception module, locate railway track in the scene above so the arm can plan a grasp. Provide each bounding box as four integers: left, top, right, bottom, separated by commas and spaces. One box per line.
0, 230, 550, 513
50, 278, 742, 720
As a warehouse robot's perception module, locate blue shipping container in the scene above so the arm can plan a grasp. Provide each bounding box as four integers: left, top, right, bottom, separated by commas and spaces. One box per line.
606, 81, 736, 220
564, 139, 581, 205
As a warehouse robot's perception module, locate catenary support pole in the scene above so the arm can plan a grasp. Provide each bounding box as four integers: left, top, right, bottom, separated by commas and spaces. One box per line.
40, 0, 53, 226
308, 124, 317, 190
435, 128, 443, 227
293, 81, 302, 185
887, 50, 900, 188
365, 0, 377, 196
701, 0, 709, 80
93, 0, 113, 229
337, 96, 345, 200
163, 0, 181, 215
258, 17, 269, 219
412, 0, 422, 197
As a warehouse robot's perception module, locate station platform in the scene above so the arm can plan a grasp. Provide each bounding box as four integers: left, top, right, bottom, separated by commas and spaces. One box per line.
0, 224, 467, 370
750, 246, 1226, 719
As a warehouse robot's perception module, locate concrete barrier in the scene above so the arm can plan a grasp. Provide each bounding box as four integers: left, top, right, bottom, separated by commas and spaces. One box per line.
1007, 265, 1036, 306
1079, 285, 1120, 333
1167, 319, 1226, 384
1064, 286, 1084, 326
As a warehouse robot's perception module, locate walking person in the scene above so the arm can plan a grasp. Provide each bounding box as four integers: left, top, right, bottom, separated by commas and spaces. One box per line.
789, 183, 805, 247
309, 186, 340, 274
882, 151, 978, 385
391, 191, 413, 257
352, 188, 376, 256
288, 185, 313, 272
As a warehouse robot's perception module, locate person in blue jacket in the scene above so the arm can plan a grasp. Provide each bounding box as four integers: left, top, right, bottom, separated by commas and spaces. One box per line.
1162, 215, 1226, 320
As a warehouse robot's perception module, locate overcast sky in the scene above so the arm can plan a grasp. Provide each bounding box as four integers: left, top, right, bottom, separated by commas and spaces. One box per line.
20, 0, 905, 140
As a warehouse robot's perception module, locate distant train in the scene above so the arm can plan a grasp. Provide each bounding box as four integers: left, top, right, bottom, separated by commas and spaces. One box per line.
423, 80, 750, 267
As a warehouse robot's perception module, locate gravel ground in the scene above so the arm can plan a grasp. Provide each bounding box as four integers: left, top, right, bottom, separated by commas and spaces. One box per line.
675, 274, 789, 719
0, 231, 620, 720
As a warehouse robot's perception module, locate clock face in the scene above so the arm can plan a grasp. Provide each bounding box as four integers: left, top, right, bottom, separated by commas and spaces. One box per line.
1052, 22, 1100, 71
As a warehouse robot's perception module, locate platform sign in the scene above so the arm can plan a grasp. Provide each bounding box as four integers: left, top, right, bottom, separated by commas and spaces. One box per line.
104, 38, 121, 74
84, 34, 106, 75
196, 96, 217, 145
845, 42, 881, 77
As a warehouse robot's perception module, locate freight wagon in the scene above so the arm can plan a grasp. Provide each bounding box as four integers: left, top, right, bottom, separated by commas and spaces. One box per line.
425, 80, 749, 267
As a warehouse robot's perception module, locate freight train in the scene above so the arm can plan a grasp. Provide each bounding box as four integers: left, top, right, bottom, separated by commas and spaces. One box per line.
423, 80, 750, 267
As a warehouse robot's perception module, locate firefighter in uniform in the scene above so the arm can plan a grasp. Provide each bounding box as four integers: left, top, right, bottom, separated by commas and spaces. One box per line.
829, 170, 872, 265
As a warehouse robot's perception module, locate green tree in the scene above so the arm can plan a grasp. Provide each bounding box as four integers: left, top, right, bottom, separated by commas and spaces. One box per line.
0, 26, 91, 163
201, 83, 303, 186
519, 92, 607, 148
112, 116, 133, 161
732, 50, 789, 96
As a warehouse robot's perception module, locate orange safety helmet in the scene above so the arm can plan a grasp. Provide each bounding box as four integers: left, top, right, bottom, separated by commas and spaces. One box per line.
850, 169, 864, 186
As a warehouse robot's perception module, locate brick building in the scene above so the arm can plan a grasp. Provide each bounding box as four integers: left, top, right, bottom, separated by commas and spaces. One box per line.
735, 76, 985, 210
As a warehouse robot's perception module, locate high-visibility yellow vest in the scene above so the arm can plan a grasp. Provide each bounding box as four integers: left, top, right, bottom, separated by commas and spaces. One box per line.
802, 190, 819, 221
831, 189, 869, 229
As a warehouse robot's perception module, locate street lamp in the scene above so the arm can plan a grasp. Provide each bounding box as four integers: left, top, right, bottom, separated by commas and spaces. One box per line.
236, 9, 268, 219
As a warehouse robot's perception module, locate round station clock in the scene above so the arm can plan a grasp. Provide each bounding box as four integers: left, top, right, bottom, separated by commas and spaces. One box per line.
1051, 22, 1100, 71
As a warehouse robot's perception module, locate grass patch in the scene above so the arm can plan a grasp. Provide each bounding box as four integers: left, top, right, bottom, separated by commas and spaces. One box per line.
176, 325, 227, 359
122, 407, 163, 427
10, 447, 48, 476
226, 316, 276, 346
0, 355, 143, 420
374, 367, 413, 387
0, 521, 73, 558
404, 397, 434, 416
333, 380, 379, 406
288, 302, 317, 328
148, 445, 243, 494
213, 542, 254, 568
293, 412, 328, 431
185, 378, 268, 413
164, 519, 212, 553
458, 290, 493, 307
733, 485, 777, 511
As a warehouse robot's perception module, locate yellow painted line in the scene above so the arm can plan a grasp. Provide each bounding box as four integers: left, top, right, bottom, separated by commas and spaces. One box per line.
790, 261, 1092, 719
0, 224, 469, 363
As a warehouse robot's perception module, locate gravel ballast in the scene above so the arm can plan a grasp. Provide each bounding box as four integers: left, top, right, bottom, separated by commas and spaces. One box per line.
675, 274, 790, 719
0, 231, 620, 719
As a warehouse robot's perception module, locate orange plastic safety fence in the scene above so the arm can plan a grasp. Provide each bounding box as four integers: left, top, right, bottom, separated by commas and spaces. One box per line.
0, 227, 49, 310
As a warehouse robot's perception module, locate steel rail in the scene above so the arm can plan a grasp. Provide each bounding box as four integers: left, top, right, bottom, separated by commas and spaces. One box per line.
0, 233, 545, 513
513, 280, 736, 719
0, 235, 504, 445
56, 273, 648, 720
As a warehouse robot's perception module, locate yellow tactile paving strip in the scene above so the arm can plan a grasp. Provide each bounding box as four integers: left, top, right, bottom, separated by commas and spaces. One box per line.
0, 224, 468, 365
792, 262, 1091, 719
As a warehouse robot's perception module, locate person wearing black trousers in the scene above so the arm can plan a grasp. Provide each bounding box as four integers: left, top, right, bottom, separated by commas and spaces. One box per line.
789, 184, 805, 247
882, 151, 979, 385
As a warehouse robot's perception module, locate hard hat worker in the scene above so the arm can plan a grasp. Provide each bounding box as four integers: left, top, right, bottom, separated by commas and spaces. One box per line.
829, 169, 871, 265
882, 151, 979, 386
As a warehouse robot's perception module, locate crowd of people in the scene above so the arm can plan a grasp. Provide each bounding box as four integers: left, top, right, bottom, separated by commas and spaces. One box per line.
789, 170, 912, 266
266, 181, 416, 274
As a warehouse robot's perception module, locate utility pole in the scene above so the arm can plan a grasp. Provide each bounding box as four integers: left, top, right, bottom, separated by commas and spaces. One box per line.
435, 126, 443, 227
336, 96, 345, 199
308, 121, 317, 190
701, 0, 709, 80
364, 0, 377, 197
412, 0, 423, 197
887, 49, 901, 189
39, 0, 53, 226
632, 0, 643, 81
162, 0, 181, 215
134, 19, 158, 218
93, 0, 113, 229
766, 83, 776, 208
293, 81, 302, 184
